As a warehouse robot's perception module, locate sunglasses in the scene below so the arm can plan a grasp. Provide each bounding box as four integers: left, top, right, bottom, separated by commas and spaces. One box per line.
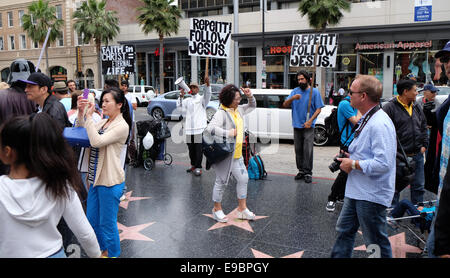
349, 90, 364, 96
440, 55, 450, 64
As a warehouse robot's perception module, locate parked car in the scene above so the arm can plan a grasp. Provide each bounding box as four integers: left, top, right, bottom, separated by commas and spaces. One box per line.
128, 85, 156, 107
146, 84, 222, 120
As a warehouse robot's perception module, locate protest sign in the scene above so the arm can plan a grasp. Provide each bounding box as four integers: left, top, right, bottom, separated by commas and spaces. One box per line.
188, 18, 232, 59
290, 33, 338, 68
101, 45, 135, 75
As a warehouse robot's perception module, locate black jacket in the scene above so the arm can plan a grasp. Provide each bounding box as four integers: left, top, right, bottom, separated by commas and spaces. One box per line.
382, 97, 428, 155
435, 160, 450, 256
42, 94, 71, 130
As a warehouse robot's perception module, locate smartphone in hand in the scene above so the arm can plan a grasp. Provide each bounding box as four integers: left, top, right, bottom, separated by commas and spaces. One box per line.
82, 88, 89, 99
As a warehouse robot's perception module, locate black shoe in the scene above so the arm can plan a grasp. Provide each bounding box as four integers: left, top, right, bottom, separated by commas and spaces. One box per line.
294, 173, 304, 180
304, 174, 312, 183
206, 160, 213, 170
186, 166, 195, 173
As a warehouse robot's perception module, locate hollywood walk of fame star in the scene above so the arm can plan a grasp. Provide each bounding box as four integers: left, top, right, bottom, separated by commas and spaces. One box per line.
251, 248, 304, 258
117, 222, 155, 242
203, 208, 269, 233
119, 191, 151, 209
354, 232, 422, 258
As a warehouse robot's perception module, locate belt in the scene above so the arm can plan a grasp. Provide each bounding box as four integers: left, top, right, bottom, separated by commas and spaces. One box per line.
406, 153, 418, 157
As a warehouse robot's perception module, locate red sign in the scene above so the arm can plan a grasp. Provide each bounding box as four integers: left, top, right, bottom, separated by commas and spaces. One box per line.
269, 46, 291, 55
155, 47, 165, 56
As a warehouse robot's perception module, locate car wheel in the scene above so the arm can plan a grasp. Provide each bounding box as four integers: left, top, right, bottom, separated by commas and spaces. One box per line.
314, 125, 329, 146
152, 107, 164, 120
206, 108, 216, 123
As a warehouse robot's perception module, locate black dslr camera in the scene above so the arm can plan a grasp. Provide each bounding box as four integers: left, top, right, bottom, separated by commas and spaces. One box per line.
329, 147, 348, 173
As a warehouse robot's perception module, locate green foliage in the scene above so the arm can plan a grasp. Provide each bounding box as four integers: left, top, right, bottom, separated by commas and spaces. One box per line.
22, 0, 64, 44
136, 0, 181, 39
72, 0, 120, 48
298, 0, 351, 31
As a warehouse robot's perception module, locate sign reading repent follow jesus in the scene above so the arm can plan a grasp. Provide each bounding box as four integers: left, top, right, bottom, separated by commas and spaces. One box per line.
290, 33, 338, 68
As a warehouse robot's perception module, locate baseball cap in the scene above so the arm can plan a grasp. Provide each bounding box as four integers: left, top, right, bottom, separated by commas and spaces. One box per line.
435, 40, 450, 58
419, 84, 440, 93
19, 72, 52, 91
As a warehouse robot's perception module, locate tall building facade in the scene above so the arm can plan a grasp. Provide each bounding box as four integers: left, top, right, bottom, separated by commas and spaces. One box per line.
108, 0, 450, 98
0, 0, 98, 88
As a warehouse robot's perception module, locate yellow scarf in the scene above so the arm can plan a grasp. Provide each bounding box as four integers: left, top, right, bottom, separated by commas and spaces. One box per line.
221, 104, 243, 159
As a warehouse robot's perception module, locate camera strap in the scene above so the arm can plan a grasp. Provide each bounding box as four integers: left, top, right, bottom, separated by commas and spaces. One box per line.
341, 104, 381, 148
396, 135, 412, 168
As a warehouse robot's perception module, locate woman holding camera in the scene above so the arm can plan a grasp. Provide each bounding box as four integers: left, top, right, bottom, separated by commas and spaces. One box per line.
76, 87, 131, 258
205, 85, 256, 222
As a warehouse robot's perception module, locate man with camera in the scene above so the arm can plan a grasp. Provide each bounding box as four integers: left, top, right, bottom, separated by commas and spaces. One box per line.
382, 78, 428, 207
326, 91, 361, 212
177, 76, 211, 176
330, 75, 396, 258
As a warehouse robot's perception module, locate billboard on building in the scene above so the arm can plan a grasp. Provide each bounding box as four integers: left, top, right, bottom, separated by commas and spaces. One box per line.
188, 18, 232, 59
101, 45, 135, 75
290, 33, 338, 68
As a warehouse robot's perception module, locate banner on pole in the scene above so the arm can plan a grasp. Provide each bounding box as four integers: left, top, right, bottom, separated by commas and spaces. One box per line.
101, 45, 135, 75
188, 18, 232, 59
289, 33, 338, 68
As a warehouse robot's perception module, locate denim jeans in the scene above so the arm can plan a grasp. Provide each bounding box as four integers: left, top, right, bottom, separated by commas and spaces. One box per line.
392, 152, 425, 206
47, 247, 66, 258
390, 199, 421, 226
331, 198, 392, 258
86, 182, 125, 258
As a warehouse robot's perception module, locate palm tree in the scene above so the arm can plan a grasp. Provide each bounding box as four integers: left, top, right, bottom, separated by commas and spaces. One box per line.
22, 0, 64, 75
73, 0, 120, 88
298, 0, 351, 99
137, 0, 181, 94
298, 0, 351, 33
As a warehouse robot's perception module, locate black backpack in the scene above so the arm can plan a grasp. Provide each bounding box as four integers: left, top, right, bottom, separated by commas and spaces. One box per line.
324, 99, 349, 141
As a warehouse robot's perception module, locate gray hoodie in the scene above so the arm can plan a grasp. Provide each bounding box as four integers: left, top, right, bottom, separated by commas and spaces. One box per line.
0, 175, 100, 258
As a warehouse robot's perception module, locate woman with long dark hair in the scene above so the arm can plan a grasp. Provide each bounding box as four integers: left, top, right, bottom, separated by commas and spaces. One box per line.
0, 113, 101, 258
205, 85, 256, 222
76, 87, 131, 258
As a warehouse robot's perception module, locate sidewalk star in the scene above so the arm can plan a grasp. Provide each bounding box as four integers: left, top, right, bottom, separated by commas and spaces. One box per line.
117, 222, 155, 242
251, 248, 304, 258
354, 232, 422, 258
203, 208, 268, 233
119, 191, 151, 209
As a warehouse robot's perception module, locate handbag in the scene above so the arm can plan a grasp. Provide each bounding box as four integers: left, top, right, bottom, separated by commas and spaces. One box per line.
202, 131, 234, 164
395, 137, 416, 192
155, 120, 171, 140
63, 126, 91, 148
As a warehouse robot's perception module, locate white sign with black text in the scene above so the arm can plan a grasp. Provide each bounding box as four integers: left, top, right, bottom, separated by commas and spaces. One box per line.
188, 18, 232, 59
290, 33, 338, 68
101, 45, 136, 75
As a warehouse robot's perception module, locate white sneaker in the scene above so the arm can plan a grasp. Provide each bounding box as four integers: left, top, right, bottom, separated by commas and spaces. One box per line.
212, 209, 228, 223
120, 194, 127, 201
326, 201, 336, 212
237, 208, 256, 220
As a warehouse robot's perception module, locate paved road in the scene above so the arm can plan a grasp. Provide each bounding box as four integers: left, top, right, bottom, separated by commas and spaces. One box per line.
135, 107, 340, 180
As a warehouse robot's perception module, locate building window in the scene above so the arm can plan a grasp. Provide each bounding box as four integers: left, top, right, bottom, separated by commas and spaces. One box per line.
19, 10, 24, 26
0, 13, 3, 28
56, 5, 63, 20
198, 57, 226, 85
0, 37, 4, 50
239, 47, 256, 88
76, 32, 88, 46
177, 50, 192, 84
266, 55, 284, 89
7, 11, 13, 27
9, 35, 15, 50
20, 35, 26, 49
57, 33, 64, 47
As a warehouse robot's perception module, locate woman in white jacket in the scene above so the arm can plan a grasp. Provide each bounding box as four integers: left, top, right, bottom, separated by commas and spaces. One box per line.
0, 113, 101, 258
205, 85, 256, 222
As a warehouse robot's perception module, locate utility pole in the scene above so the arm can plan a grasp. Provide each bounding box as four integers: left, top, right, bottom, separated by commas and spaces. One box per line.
234, 0, 239, 86
261, 0, 267, 88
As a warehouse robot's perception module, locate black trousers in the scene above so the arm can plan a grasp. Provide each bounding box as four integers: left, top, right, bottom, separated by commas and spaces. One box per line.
293, 127, 314, 175
328, 170, 348, 202
187, 134, 203, 169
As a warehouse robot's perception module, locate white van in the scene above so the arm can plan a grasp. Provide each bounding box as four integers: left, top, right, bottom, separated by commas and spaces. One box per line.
128, 85, 156, 106
241, 89, 334, 145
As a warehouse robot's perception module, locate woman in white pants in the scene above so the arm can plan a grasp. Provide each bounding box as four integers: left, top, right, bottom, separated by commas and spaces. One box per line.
205, 85, 256, 222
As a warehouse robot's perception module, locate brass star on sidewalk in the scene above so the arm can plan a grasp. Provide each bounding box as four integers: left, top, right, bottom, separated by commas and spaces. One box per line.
119, 191, 151, 209
251, 248, 304, 258
203, 208, 268, 233
117, 222, 155, 242
354, 232, 422, 258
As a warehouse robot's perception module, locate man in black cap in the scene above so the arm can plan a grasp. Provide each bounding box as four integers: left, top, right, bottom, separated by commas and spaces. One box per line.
21, 72, 70, 130
0, 59, 37, 175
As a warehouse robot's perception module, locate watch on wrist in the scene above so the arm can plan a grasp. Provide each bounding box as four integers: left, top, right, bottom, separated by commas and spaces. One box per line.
351, 160, 356, 170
